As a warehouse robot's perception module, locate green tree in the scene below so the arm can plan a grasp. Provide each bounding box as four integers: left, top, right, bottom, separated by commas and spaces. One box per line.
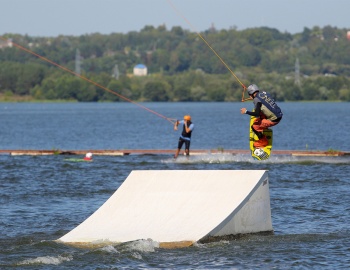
143, 80, 170, 101
15, 63, 46, 95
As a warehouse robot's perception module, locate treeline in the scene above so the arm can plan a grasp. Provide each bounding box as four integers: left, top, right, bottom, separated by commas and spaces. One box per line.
1, 25, 350, 101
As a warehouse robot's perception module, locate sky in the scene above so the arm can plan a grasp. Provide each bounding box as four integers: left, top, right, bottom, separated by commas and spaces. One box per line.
1, 0, 349, 37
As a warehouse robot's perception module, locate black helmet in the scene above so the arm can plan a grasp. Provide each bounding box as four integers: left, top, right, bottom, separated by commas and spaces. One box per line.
247, 84, 259, 95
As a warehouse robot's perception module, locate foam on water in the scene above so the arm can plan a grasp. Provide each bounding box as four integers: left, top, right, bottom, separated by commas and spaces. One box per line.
99, 245, 119, 254
161, 153, 350, 165
17, 255, 72, 266
126, 239, 159, 252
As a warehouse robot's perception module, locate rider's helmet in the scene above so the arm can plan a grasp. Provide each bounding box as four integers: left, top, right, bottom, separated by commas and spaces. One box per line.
184, 115, 191, 121
247, 84, 259, 95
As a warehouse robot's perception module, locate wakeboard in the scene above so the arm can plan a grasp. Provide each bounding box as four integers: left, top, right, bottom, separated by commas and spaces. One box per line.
249, 115, 273, 160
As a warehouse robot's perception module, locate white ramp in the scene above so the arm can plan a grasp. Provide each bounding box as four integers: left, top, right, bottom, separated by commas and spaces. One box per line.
58, 170, 272, 248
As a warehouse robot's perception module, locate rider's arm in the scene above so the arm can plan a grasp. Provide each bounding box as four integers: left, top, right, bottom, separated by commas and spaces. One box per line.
174, 120, 179, 130
185, 123, 194, 133
246, 102, 261, 117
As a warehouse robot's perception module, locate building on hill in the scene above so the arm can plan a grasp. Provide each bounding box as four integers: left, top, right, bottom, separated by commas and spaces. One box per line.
133, 64, 147, 76
0, 38, 13, 49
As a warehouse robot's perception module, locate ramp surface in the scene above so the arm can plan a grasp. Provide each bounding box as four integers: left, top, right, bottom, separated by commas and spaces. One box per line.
58, 170, 272, 247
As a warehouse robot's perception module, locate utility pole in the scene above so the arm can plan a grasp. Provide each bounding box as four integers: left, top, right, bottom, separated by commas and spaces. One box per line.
75, 49, 81, 75
112, 64, 119, 80
295, 57, 300, 86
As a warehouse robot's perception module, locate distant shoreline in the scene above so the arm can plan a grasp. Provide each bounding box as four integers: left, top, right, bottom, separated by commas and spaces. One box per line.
0, 94, 76, 103
0, 94, 346, 103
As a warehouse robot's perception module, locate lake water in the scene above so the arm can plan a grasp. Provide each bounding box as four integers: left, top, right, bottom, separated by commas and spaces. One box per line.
1, 102, 350, 269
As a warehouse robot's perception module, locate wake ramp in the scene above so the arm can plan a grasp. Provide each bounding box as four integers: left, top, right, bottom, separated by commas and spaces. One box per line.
58, 170, 272, 248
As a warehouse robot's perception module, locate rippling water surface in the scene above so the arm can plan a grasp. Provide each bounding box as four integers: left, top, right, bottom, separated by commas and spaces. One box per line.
1, 102, 350, 269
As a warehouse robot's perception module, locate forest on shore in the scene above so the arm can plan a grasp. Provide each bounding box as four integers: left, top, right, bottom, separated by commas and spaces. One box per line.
1, 24, 350, 102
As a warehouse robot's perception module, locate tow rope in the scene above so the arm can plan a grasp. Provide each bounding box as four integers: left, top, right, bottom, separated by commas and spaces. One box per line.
0, 36, 177, 124
166, 0, 251, 102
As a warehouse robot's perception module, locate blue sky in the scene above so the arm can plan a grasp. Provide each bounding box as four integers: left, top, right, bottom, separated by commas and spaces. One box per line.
1, 0, 349, 37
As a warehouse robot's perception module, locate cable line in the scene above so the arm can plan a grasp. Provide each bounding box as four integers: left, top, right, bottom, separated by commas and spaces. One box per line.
0, 36, 177, 124
166, 0, 252, 102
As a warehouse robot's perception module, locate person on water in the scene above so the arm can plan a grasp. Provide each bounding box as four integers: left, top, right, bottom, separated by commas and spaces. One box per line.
174, 115, 194, 158
83, 152, 93, 161
240, 84, 283, 148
